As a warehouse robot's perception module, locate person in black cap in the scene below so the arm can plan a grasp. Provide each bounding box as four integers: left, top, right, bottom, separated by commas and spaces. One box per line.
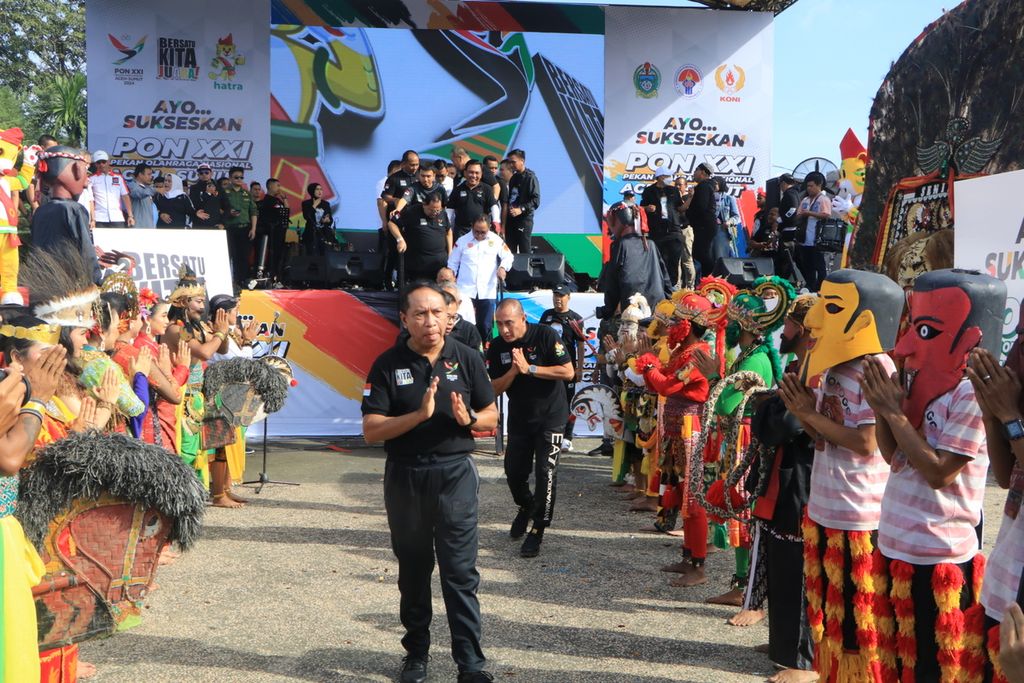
488, 298, 574, 558
776, 173, 803, 281
362, 281, 498, 683
538, 284, 586, 452
685, 162, 719, 278
641, 167, 686, 287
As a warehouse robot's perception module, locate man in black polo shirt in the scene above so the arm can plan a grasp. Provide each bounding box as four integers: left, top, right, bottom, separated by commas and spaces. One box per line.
641, 166, 685, 287
391, 164, 449, 216
487, 299, 574, 558
378, 150, 420, 225
685, 161, 719, 278
506, 149, 540, 254
389, 193, 452, 282
447, 160, 499, 241
363, 282, 498, 683
538, 284, 586, 452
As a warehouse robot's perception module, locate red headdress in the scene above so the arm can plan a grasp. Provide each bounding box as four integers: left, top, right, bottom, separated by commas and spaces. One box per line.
696, 276, 737, 376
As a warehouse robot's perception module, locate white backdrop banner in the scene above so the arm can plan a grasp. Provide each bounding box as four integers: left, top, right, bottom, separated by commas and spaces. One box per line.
93, 228, 233, 299
603, 7, 774, 204
953, 169, 1024, 356
86, 0, 270, 182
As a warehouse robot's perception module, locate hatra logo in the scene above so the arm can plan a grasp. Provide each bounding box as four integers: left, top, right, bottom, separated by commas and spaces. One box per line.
633, 62, 661, 99
674, 65, 703, 99
209, 34, 245, 91
108, 34, 146, 65
714, 64, 746, 102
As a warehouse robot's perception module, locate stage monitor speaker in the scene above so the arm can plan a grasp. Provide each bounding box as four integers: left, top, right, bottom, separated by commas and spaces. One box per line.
712, 257, 774, 288
284, 255, 331, 286
505, 253, 566, 291
326, 251, 385, 287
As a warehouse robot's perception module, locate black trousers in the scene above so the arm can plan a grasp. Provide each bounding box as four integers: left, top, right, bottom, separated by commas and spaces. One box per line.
506, 216, 533, 254
562, 382, 577, 440
268, 224, 288, 280
796, 245, 827, 292
384, 455, 486, 673
653, 233, 684, 288
504, 428, 562, 527
766, 530, 814, 670
226, 225, 252, 284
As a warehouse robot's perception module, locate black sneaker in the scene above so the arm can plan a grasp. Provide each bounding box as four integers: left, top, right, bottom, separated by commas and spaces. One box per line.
399, 655, 428, 683
585, 444, 606, 457
457, 671, 495, 682
509, 506, 530, 539
520, 527, 544, 558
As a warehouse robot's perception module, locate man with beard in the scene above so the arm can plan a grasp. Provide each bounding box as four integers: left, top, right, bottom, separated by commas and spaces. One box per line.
733, 295, 818, 682
863, 269, 1003, 682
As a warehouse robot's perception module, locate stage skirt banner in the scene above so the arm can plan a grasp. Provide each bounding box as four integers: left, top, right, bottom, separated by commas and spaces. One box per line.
603, 7, 774, 206
86, 0, 271, 183
93, 228, 233, 300
953, 169, 1024, 357
238, 289, 609, 437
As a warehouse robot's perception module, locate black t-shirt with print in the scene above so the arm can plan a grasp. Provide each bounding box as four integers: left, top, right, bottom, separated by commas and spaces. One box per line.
538, 308, 585, 369
362, 337, 494, 459
486, 323, 571, 430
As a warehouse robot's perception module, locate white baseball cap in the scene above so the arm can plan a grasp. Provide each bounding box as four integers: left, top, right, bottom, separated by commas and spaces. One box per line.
93, 150, 110, 162
654, 166, 672, 178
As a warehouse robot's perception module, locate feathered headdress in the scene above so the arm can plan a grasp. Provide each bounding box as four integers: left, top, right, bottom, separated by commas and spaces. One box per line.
21, 246, 100, 329
169, 264, 205, 307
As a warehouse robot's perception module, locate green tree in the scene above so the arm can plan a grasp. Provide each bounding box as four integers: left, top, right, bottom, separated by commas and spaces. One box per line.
0, 0, 85, 92
31, 73, 87, 146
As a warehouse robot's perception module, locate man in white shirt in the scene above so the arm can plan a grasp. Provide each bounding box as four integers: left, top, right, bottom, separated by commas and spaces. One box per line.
90, 150, 135, 226
448, 215, 514, 342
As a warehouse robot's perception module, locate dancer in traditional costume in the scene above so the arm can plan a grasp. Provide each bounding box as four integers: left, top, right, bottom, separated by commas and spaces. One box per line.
970, 303, 1024, 683
744, 295, 821, 680
638, 292, 713, 534
862, 269, 1004, 682
162, 265, 232, 493
778, 269, 905, 681
134, 292, 190, 452
697, 276, 794, 604
0, 316, 67, 683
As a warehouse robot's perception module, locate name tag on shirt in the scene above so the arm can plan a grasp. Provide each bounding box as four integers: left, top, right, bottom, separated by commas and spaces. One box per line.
460, 191, 467, 197
420, 218, 428, 226
395, 369, 413, 386
501, 352, 511, 364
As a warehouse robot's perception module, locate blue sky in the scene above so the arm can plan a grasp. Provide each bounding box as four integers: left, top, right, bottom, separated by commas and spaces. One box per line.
771, 0, 955, 172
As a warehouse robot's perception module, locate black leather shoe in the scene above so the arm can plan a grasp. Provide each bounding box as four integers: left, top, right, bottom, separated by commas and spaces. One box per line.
457, 671, 495, 682
520, 527, 544, 558
509, 506, 530, 539
399, 655, 428, 683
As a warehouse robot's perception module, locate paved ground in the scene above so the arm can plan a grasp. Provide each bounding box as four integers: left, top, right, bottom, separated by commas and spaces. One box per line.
80, 437, 1007, 683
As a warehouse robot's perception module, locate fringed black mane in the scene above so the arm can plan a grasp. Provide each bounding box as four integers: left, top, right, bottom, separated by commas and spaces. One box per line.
203, 357, 289, 414
15, 431, 207, 549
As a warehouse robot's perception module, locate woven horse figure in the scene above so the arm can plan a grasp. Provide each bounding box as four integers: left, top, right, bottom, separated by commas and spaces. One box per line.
570, 384, 624, 440
201, 355, 295, 449
16, 432, 206, 673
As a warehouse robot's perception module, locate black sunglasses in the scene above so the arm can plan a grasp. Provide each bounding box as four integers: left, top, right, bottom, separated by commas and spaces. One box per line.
198, 169, 211, 174
231, 175, 243, 180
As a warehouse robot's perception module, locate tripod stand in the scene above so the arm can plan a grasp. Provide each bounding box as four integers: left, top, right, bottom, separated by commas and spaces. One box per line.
243, 312, 299, 494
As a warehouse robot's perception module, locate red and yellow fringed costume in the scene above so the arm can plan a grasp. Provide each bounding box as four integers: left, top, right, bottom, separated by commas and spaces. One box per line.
802, 512, 895, 683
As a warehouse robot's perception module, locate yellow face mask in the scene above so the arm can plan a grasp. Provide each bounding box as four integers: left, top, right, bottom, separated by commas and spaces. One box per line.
799, 271, 904, 384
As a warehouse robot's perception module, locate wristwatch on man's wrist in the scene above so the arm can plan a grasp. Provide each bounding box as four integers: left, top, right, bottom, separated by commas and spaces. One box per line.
528, 364, 538, 375
467, 410, 478, 427
1005, 417, 1024, 441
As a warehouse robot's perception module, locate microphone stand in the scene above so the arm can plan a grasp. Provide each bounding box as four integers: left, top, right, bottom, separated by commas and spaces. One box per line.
243, 311, 299, 494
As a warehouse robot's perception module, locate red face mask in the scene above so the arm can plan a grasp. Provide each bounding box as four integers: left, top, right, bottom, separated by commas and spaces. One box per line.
894, 287, 981, 428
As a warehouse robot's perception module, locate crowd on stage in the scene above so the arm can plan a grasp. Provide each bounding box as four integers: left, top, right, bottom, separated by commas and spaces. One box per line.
0, 130, 297, 682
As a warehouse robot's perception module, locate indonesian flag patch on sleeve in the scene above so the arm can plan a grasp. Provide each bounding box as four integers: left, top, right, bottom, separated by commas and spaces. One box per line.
363, 383, 372, 397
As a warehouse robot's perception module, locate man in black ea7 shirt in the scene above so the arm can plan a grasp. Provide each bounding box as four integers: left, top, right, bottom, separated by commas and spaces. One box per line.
487, 299, 573, 558
447, 160, 499, 241
506, 149, 540, 254
362, 283, 498, 683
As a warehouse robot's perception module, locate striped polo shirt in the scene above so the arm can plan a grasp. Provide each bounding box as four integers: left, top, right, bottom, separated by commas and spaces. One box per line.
878, 378, 988, 565
807, 355, 894, 531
